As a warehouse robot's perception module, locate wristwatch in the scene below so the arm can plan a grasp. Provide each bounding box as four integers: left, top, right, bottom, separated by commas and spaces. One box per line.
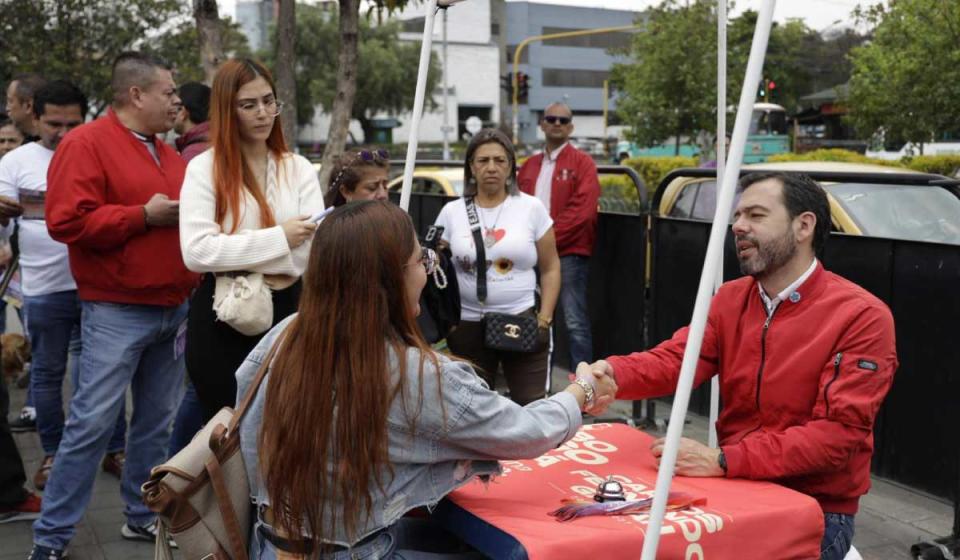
537, 315, 553, 329
573, 378, 595, 407
718, 450, 728, 474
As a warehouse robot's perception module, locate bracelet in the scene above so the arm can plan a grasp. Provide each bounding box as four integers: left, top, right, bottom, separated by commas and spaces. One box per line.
538, 315, 552, 328
573, 378, 595, 408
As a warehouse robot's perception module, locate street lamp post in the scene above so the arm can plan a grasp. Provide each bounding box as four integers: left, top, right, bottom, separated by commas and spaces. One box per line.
441, 7, 451, 161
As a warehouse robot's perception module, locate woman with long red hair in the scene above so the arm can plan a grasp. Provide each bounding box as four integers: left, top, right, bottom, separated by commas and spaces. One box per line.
179, 58, 323, 421
237, 201, 616, 559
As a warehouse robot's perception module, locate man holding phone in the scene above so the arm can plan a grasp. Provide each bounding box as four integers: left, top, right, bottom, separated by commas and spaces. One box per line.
30, 52, 199, 559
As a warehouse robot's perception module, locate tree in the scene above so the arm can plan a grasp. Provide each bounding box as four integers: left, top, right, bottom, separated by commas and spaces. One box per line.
0, 0, 185, 115
611, 0, 751, 155
155, 17, 251, 86
194, 0, 225, 84
275, 0, 298, 146
266, 5, 439, 145
847, 0, 960, 153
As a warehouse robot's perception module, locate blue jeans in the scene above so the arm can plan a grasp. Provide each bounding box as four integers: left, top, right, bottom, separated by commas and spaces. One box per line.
252, 517, 483, 560
33, 301, 188, 551
820, 513, 855, 560
23, 291, 126, 456
168, 380, 204, 457
559, 255, 593, 367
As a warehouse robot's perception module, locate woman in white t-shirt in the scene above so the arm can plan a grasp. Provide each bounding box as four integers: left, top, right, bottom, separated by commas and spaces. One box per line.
434, 129, 560, 404
179, 59, 323, 420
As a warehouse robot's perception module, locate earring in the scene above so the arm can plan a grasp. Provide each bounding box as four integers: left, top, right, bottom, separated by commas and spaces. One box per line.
468, 177, 477, 186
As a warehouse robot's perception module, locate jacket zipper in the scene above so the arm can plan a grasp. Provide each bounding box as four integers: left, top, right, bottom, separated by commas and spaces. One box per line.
754, 311, 776, 409
823, 352, 843, 417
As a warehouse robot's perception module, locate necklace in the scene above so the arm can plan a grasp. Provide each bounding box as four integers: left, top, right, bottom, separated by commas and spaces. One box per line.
478, 198, 507, 248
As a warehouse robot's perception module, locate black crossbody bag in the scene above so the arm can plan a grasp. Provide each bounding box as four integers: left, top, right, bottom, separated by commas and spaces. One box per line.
465, 197, 539, 353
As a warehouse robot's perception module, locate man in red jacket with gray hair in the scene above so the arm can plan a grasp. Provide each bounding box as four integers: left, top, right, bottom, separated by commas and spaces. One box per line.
589, 172, 897, 560
30, 52, 199, 560
518, 103, 600, 368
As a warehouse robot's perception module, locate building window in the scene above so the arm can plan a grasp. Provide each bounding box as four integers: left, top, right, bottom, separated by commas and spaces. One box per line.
491, 22, 500, 36
403, 17, 425, 33
541, 27, 634, 50
458, 105, 492, 140
542, 68, 609, 89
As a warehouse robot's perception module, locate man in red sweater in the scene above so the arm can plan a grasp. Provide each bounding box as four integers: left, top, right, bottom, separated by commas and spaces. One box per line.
30, 52, 198, 560
590, 172, 896, 560
518, 103, 600, 368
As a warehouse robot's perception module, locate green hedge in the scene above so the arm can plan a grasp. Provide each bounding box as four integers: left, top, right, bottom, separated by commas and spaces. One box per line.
621, 156, 699, 199
768, 149, 960, 177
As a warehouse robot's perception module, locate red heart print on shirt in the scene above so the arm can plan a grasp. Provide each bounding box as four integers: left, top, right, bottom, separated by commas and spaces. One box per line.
485, 228, 506, 244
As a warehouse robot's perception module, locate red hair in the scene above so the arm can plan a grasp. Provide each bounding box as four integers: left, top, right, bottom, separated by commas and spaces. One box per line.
209, 59, 288, 233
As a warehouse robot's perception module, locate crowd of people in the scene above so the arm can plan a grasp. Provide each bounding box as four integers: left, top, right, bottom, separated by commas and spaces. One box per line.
0, 50, 895, 560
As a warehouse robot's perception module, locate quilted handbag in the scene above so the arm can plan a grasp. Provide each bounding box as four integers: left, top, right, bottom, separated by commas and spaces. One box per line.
483, 311, 539, 353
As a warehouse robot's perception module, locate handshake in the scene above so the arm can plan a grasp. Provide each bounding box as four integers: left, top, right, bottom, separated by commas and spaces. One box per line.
569, 360, 618, 416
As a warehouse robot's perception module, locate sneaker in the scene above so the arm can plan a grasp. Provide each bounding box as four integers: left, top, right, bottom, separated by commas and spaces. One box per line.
0, 493, 41, 524
101, 451, 124, 479
26, 545, 68, 559
9, 407, 36, 433
120, 522, 178, 548
33, 456, 55, 491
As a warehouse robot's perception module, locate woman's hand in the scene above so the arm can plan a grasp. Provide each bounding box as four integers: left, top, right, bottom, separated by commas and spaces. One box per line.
282, 215, 318, 248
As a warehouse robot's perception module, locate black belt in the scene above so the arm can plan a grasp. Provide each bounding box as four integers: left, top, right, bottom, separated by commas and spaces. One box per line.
256, 521, 386, 555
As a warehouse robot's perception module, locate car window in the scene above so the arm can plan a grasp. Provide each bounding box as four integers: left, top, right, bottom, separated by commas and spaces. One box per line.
669, 182, 699, 218
827, 183, 960, 245
450, 179, 464, 196
691, 180, 718, 220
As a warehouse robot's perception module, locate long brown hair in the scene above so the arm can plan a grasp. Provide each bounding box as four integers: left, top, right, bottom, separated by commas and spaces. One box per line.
209, 58, 287, 233
259, 201, 437, 545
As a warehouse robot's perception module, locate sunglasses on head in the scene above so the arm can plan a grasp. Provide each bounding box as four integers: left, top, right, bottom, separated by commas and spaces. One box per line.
543, 116, 571, 125
357, 149, 390, 162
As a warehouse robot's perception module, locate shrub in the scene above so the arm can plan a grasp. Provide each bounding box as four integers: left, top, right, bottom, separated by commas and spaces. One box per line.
621, 156, 698, 199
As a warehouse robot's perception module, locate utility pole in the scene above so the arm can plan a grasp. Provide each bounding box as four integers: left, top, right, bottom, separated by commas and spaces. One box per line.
441, 8, 451, 160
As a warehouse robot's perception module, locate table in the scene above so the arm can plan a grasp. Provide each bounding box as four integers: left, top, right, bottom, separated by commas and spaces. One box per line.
437, 423, 824, 559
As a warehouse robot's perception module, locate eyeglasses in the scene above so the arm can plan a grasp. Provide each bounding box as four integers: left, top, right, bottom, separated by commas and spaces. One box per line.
543, 115, 571, 125
237, 98, 284, 117
330, 149, 391, 189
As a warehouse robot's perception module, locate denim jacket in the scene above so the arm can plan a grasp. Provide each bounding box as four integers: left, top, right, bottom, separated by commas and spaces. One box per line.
237, 315, 582, 547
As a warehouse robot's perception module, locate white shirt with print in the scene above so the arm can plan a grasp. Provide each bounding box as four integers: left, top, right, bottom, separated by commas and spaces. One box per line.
434, 192, 553, 321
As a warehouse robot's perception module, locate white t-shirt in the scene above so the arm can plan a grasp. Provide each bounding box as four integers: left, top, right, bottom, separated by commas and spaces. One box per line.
0, 142, 77, 296
434, 193, 553, 321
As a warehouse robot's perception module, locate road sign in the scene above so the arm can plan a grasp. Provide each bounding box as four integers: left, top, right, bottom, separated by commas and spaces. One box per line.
465, 116, 483, 135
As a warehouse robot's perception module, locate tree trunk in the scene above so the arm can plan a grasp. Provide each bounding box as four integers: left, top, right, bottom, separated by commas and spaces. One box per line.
194, 0, 224, 85
275, 0, 298, 149
318, 0, 360, 193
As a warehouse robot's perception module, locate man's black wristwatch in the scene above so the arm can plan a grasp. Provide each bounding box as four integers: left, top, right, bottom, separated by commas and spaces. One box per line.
718, 450, 728, 474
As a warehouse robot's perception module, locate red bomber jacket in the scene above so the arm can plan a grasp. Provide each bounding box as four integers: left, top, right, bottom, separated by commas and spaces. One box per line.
517, 144, 600, 257
45, 109, 199, 306
607, 263, 897, 515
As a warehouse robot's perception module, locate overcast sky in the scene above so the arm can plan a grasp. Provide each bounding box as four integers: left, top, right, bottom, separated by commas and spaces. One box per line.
220, 0, 887, 32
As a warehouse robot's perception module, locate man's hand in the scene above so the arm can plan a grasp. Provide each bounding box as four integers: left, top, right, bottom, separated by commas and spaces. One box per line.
144, 193, 179, 227
650, 437, 724, 477
0, 195, 23, 225
570, 359, 618, 416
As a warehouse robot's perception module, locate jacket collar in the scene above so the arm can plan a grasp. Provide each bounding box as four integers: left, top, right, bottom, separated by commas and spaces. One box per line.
176, 121, 210, 152
749, 259, 827, 313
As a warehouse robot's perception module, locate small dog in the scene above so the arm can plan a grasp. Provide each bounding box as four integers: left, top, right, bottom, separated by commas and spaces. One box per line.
1, 333, 31, 379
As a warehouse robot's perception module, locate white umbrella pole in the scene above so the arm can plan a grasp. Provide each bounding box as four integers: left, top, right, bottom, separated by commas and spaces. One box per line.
399, 0, 439, 212
639, 2, 776, 558
709, 0, 728, 451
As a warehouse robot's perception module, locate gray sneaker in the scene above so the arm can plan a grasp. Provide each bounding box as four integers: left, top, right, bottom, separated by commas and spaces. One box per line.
9, 407, 36, 433
120, 522, 178, 548
26, 545, 68, 560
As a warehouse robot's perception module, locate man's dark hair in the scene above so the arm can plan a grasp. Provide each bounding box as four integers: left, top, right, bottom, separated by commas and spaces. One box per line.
33, 80, 88, 119
739, 172, 831, 254
179, 82, 211, 124
111, 51, 171, 105
10, 73, 47, 102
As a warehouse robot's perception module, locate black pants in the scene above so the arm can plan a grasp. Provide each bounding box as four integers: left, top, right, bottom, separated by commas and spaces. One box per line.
0, 361, 28, 507
445, 319, 550, 406
186, 274, 301, 421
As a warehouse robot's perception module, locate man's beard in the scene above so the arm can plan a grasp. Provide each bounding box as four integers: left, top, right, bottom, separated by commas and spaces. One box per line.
737, 227, 797, 278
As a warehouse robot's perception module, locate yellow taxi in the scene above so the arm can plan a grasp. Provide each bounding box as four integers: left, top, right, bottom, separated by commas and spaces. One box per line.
387, 168, 464, 197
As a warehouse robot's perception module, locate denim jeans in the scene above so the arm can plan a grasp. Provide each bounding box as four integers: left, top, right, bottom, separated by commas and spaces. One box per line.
820, 513, 855, 560
33, 301, 188, 551
23, 291, 126, 456
168, 380, 204, 457
252, 516, 484, 560
559, 255, 593, 367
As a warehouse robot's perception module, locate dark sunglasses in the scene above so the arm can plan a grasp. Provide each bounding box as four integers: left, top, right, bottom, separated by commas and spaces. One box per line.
358, 149, 390, 162
543, 116, 571, 125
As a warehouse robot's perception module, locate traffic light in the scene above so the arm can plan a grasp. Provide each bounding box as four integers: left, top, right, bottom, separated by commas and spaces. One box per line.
517, 71, 530, 104
759, 78, 775, 99
500, 72, 513, 97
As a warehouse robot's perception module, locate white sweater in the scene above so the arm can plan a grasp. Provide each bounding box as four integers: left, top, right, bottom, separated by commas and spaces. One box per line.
179, 150, 324, 277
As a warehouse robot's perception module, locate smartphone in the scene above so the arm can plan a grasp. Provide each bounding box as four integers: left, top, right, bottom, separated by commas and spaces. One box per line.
308, 207, 335, 224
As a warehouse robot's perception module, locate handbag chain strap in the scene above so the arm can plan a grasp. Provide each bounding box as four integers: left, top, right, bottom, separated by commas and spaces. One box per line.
465, 197, 487, 304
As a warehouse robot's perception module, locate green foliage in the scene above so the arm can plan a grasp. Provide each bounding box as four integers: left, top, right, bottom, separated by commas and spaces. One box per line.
599, 175, 641, 213
622, 156, 698, 199
263, 4, 439, 140
768, 149, 960, 177
848, 0, 960, 148
0, 0, 250, 115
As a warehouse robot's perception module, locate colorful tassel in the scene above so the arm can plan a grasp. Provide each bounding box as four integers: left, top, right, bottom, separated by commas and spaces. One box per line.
548, 492, 706, 522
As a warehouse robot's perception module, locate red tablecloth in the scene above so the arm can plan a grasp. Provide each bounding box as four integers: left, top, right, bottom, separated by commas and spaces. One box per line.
446, 423, 824, 560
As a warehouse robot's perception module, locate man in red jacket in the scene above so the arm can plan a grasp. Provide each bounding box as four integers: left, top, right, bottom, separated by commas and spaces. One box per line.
590, 172, 896, 560
30, 52, 199, 560
518, 103, 600, 368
